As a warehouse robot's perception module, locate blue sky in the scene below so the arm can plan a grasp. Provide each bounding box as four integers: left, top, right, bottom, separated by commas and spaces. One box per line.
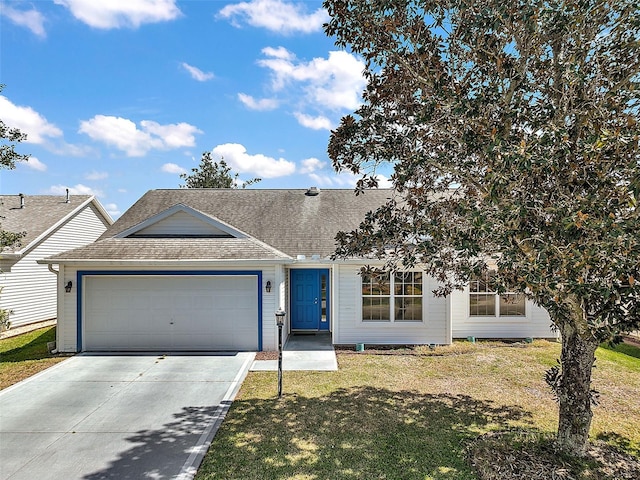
1, 0, 388, 218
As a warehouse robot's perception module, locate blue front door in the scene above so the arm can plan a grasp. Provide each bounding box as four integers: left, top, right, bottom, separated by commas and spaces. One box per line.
290, 269, 330, 331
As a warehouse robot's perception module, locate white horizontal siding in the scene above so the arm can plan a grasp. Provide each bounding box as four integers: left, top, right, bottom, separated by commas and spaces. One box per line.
1, 203, 109, 328
450, 288, 558, 339
136, 211, 231, 236
57, 264, 278, 353
333, 264, 450, 346
260, 265, 277, 351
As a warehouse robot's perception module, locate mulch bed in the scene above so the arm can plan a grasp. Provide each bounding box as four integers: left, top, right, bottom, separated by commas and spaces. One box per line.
468, 431, 640, 480
254, 351, 279, 360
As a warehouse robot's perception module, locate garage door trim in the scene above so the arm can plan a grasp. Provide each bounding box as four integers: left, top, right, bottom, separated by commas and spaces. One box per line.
76, 270, 263, 351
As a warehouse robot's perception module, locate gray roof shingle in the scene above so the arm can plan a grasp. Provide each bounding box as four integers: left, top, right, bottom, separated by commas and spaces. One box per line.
44, 237, 290, 262
45, 188, 393, 262
96, 188, 394, 259
1, 194, 96, 253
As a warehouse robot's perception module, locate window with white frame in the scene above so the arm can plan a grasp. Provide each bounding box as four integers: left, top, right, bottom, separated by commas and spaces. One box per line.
362, 271, 423, 322
469, 271, 525, 317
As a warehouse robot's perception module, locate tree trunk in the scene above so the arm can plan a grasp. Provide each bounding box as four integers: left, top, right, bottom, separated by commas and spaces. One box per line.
556, 321, 600, 455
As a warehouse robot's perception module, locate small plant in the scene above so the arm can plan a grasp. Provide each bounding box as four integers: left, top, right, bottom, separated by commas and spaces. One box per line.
0, 287, 13, 332
0, 307, 12, 332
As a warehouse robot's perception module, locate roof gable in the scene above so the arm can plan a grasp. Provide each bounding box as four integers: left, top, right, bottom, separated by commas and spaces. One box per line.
0, 194, 113, 255
114, 204, 247, 239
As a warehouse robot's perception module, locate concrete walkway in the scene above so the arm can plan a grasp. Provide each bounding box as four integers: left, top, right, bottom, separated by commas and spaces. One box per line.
251, 333, 338, 371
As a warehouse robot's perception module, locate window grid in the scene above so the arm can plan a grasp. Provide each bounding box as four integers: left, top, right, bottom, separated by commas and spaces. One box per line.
361, 272, 391, 322
469, 272, 525, 317
394, 272, 423, 322
362, 271, 424, 322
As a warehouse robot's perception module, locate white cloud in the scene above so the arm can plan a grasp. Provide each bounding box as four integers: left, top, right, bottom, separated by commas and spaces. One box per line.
0, 96, 62, 144
78, 115, 201, 156
54, 0, 182, 29
85, 171, 109, 180
238, 93, 279, 111
259, 48, 366, 111
161, 162, 187, 174
139, 120, 201, 149
181, 62, 214, 82
218, 0, 328, 34
309, 172, 358, 188
24, 156, 47, 172
294, 112, 332, 130
299, 157, 325, 174
376, 175, 393, 188
104, 203, 121, 217
1, 4, 46, 37
306, 171, 392, 189
47, 184, 104, 197
261, 46, 295, 60
211, 143, 295, 178
50, 142, 94, 157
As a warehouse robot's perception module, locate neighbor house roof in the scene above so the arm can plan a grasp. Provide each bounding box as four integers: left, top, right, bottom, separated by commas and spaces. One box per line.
44, 188, 394, 262
0, 194, 113, 255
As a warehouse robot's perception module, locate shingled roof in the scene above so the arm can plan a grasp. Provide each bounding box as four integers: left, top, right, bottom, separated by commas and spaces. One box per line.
110, 188, 393, 258
0, 194, 110, 254
47, 188, 394, 262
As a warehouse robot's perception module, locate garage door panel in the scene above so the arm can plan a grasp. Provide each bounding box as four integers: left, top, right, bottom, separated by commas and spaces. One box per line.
83, 275, 259, 351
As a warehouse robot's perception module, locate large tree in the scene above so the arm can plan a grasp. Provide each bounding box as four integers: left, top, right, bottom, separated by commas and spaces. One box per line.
180, 151, 261, 189
0, 85, 28, 330
325, 0, 639, 455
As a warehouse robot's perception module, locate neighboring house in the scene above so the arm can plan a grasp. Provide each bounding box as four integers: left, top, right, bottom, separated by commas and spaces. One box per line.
1, 193, 113, 329
40, 188, 556, 353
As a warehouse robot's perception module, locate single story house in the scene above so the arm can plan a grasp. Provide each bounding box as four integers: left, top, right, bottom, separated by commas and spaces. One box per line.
40, 188, 555, 352
1, 193, 113, 329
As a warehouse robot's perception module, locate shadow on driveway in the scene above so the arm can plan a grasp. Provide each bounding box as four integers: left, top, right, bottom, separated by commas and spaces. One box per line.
83, 404, 229, 480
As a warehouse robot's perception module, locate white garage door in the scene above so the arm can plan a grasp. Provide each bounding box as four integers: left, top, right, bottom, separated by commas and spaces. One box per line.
83, 275, 259, 351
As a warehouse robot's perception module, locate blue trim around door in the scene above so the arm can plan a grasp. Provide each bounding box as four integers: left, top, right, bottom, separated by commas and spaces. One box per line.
76, 270, 263, 352
290, 269, 330, 331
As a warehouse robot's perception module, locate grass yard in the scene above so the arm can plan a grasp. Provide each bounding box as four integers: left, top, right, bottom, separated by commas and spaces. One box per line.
196, 340, 640, 480
0, 326, 66, 390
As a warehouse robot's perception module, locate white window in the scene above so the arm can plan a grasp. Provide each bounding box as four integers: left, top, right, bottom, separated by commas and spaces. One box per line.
362, 271, 423, 322
469, 271, 525, 317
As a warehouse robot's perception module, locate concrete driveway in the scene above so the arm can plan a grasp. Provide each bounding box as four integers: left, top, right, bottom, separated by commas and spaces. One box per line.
0, 352, 254, 480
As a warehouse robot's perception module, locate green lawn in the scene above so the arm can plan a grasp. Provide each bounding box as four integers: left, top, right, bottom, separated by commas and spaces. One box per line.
0, 326, 66, 390
196, 340, 640, 480
2, 330, 637, 478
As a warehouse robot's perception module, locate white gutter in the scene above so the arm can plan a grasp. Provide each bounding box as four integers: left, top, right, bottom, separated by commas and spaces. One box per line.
37, 258, 294, 267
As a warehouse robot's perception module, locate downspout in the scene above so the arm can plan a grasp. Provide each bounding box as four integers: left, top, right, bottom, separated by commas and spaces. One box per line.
47, 264, 60, 354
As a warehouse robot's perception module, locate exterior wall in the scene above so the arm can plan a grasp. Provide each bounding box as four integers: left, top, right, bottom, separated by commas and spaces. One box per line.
57, 264, 278, 353
450, 287, 558, 339
135, 210, 230, 236
1, 203, 109, 328
332, 263, 451, 346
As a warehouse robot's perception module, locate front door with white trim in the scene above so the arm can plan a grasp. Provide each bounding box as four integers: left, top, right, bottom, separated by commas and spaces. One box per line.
290, 269, 330, 331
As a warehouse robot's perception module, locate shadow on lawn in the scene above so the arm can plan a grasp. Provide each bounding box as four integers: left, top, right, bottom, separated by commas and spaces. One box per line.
596, 431, 640, 458
0, 327, 56, 363
198, 386, 533, 480
599, 341, 640, 360
75, 386, 532, 480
